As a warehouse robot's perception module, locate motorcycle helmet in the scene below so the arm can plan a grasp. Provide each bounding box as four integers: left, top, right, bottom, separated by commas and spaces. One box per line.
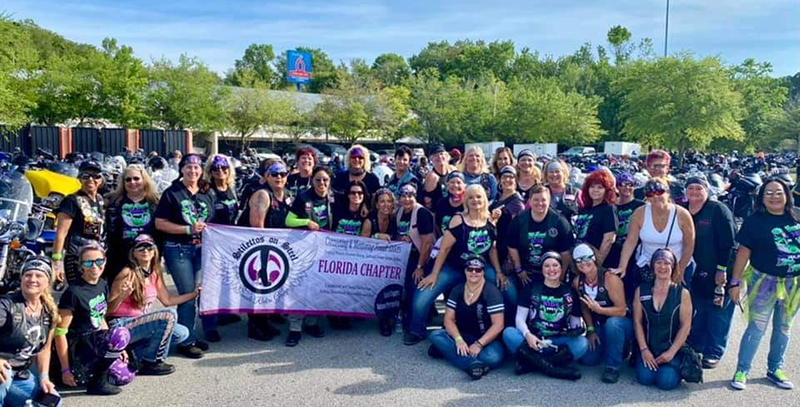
148, 156, 167, 171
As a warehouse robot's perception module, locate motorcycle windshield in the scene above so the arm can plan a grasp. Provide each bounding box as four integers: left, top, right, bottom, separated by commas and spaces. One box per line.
47, 162, 79, 178
0, 172, 33, 223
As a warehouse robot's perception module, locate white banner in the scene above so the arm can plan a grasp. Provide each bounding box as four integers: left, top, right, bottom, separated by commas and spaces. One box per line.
199, 224, 411, 318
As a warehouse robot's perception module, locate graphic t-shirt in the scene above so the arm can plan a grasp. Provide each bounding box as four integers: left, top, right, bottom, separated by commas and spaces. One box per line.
447, 220, 496, 270
333, 205, 367, 236
520, 277, 576, 338
153, 180, 215, 244
105, 196, 155, 249
507, 209, 575, 271
737, 211, 800, 277
397, 207, 435, 252
286, 173, 312, 198
573, 202, 617, 250
446, 283, 504, 338
434, 199, 463, 235
58, 279, 109, 335
616, 199, 646, 244
211, 187, 238, 225
290, 189, 332, 230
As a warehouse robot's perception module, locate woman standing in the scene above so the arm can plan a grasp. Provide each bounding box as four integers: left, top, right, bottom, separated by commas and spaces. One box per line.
386, 146, 420, 197
104, 164, 159, 281
516, 150, 542, 202
490, 147, 515, 185
433, 172, 467, 236
458, 147, 497, 202
543, 159, 579, 223
574, 170, 618, 267
503, 252, 586, 381
490, 166, 525, 273
408, 185, 514, 345
332, 145, 381, 202
572, 244, 631, 384
154, 154, 215, 354
422, 145, 453, 209
608, 172, 644, 269
363, 188, 399, 336
613, 178, 695, 300
53, 160, 106, 285
204, 155, 238, 226
286, 147, 316, 198
633, 248, 693, 391
428, 255, 505, 380
333, 181, 370, 236
730, 178, 800, 391
284, 166, 334, 346
0, 258, 60, 406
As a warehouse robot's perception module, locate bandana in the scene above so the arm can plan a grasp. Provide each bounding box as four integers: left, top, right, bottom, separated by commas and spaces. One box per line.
21, 258, 52, 281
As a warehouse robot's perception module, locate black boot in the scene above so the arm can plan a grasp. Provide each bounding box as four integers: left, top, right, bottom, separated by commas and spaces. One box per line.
514, 346, 539, 375
523, 347, 582, 381
547, 346, 574, 366
86, 371, 122, 395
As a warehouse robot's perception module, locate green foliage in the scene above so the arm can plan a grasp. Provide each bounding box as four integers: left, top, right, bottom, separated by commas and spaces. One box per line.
223, 82, 294, 150
372, 53, 411, 87
225, 43, 276, 87
0, 18, 36, 128
616, 54, 745, 163
409, 40, 515, 81
726, 59, 788, 150
275, 47, 339, 92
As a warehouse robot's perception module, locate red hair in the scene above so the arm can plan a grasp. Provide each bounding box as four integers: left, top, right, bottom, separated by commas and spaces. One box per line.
296, 147, 317, 164
580, 170, 617, 209
646, 149, 671, 167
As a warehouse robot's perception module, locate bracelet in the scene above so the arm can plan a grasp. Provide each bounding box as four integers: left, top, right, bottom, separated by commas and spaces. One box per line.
455, 336, 464, 343
40, 372, 49, 379
416, 264, 423, 270
475, 340, 484, 348
61, 368, 71, 374
586, 326, 595, 333
372, 233, 380, 239
640, 347, 649, 353
186, 225, 192, 235
51, 253, 63, 261
514, 267, 523, 274
730, 277, 742, 286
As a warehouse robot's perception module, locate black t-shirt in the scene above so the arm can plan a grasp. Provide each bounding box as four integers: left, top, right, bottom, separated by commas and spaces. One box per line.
447, 220, 496, 270
490, 193, 526, 255
237, 183, 271, 227
56, 191, 105, 253
520, 277, 576, 338
434, 198, 463, 235
368, 211, 397, 238
737, 211, 800, 277
58, 279, 109, 335
332, 171, 381, 203
548, 185, 579, 223
446, 283, 504, 339
574, 202, 616, 250
397, 206, 435, 252
615, 199, 646, 245
333, 205, 367, 236
153, 180, 216, 244
507, 209, 575, 271
105, 196, 156, 251
690, 200, 736, 297
290, 189, 333, 230
211, 186, 238, 225
286, 173, 312, 198
423, 169, 448, 209
0, 293, 53, 368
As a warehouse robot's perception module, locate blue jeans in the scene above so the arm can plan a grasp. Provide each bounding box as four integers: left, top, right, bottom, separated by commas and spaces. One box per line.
409, 263, 517, 338
580, 317, 633, 369
636, 355, 683, 390
110, 308, 189, 362
0, 367, 61, 407
428, 329, 504, 372
163, 242, 216, 343
689, 293, 735, 360
735, 271, 798, 374
503, 327, 589, 360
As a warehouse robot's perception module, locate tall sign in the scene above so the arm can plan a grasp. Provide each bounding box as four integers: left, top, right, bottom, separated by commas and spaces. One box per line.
286, 50, 313, 85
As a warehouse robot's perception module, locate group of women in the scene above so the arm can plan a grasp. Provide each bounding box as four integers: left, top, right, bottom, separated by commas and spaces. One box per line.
1, 145, 798, 406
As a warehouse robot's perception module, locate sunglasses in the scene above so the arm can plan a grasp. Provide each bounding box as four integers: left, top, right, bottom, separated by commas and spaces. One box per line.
135, 245, 155, 253
125, 176, 141, 183
466, 267, 484, 274
619, 183, 634, 188
645, 189, 667, 198
270, 172, 288, 178
349, 190, 364, 196
81, 258, 106, 268
313, 178, 330, 184
79, 173, 103, 180
211, 165, 229, 172
575, 255, 596, 264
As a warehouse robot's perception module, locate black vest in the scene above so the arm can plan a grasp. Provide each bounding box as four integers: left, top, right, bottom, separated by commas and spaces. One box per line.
639, 282, 683, 355
578, 270, 613, 326
0, 293, 53, 370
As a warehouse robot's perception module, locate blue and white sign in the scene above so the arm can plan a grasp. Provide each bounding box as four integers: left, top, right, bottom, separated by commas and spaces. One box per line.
286, 50, 313, 84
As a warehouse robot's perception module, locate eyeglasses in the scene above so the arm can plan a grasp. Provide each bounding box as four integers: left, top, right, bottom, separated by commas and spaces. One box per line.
211, 166, 229, 172
125, 176, 141, 183
79, 173, 103, 181
350, 156, 365, 161
764, 190, 786, 197
313, 178, 330, 184
81, 258, 106, 268
270, 172, 288, 178
466, 267, 484, 274
575, 255, 596, 264
649, 164, 668, 170
349, 191, 364, 196
135, 245, 155, 253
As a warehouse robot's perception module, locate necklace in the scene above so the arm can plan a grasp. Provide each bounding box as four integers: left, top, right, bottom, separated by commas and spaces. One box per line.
25, 301, 42, 317
466, 281, 484, 299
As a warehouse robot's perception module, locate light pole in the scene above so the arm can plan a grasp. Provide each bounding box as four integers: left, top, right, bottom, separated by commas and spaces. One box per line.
664, 0, 670, 57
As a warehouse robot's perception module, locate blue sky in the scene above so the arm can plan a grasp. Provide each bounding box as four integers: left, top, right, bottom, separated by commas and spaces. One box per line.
5, 0, 799, 76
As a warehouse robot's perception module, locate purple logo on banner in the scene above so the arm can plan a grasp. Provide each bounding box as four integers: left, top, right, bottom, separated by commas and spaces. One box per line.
238, 245, 291, 294
287, 50, 313, 84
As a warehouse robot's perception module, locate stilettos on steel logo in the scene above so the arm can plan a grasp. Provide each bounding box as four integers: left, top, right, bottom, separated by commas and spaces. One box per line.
238, 245, 291, 294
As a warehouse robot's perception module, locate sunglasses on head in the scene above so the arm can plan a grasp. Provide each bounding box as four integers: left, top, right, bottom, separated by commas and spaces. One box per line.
81, 258, 106, 268
125, 176, 141, 183
79, 173, 103, 180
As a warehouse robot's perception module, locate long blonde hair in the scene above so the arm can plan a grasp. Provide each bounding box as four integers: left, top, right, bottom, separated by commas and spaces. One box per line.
462, 184, 491, 222
458, 147, 490, 175
203, 154, 236, 191
345, 144, 372, 172
41, 284, 61, 326
124, 245, 163, 310
108, 164, 159, 206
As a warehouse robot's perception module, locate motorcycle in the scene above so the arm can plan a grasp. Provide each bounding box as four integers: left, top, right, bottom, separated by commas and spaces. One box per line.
0, 167, 43, 294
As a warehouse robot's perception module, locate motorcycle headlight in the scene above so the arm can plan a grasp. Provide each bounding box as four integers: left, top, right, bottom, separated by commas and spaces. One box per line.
46, 193, 64, 209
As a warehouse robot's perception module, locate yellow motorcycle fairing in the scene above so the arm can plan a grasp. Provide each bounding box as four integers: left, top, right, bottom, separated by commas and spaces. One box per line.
24, 169, 81, 199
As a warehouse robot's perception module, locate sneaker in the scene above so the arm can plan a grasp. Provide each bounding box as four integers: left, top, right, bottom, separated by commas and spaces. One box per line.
767, 370, 794, 390
194, 340, 210, 351
205, 330, 222, 343
303, 325, 325, 338
601, 367, 620, 384
427, 344, 444, 359
286, 331, 302, 347
702, 358, 720, 369
730, 371, 747, 390
138, 360, 176, 376
467, 361, 489, 380
176, 344, 204, 359
403, 332, 425, 346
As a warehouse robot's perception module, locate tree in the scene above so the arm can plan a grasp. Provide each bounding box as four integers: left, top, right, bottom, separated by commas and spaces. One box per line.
223, 76, 294, 151
96, 38, 148, 127
372, 85, 413, 142
409, 40, 515, 81
727, 59, 788, 150
0, 17, 37, 128
225, 43, 275, 87
607, 25, 633, 65
312, 72, 370, 144
616, 54, 745, 165
371, 53, 411, 87
145, 55, 227, 131
772, 98, 800, 154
